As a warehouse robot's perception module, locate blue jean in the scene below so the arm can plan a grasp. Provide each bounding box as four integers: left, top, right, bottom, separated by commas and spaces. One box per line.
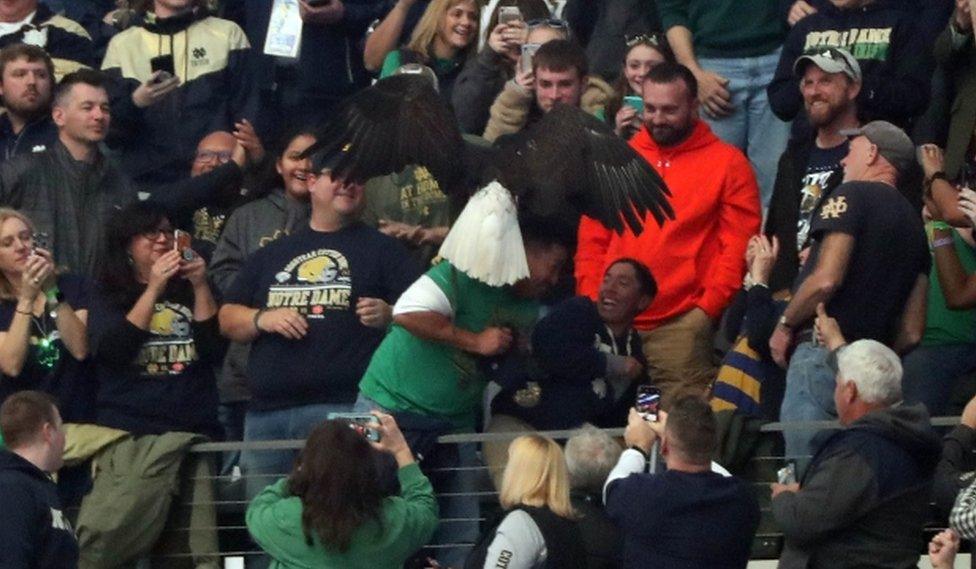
901, 343, 976, 417
698, 49, 790, 208
780, 342, 837, 466
241, 402, 353, 501
354, 393, 480, 567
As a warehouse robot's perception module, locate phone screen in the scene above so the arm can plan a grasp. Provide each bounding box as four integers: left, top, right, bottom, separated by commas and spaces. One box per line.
636, 385, 661, 421
624, 95, 644, 114
150, 54, 175, 77
174, 230, 193, 261
520, 43, 541, 74
328, 412, 381, 442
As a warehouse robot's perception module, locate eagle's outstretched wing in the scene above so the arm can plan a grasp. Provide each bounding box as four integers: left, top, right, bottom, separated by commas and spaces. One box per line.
497, 104, 674, 234
302, 75, 466, 194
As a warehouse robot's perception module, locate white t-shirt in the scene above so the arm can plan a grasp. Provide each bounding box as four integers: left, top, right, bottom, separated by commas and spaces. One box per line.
0, 11, 36, 38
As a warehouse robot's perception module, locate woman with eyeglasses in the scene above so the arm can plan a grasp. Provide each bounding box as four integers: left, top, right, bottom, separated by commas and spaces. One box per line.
0, 209, 91, 435
452, 0, 552, 134
378, 0, 481, 103
88, 201, 221, 439
601, 34, 674, 140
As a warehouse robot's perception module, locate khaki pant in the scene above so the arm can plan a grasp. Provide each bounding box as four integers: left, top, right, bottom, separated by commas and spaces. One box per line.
640, 308, 717, 406
482, 414, 535, 491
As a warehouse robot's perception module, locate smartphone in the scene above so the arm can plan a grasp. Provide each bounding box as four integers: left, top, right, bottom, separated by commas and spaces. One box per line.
30, 232, 48, 255
777, 462, 797, 485
635, 384, 661, 422
328, 412, 381, 442
498, 6, 522, 25
150, 54, 175, 78
520, 43, 541, 75
174, 229, 193, 261
307, 0, 332, 6
623, 95, 644, 114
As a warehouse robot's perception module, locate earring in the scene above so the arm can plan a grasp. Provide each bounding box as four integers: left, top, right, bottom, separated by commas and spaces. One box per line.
127, 254, 134, 266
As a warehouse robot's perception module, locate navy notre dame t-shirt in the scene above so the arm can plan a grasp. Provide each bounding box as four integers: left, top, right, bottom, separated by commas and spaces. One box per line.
0, 274, 92, 421
797, 181, 929, 344
224, 223, 420, 410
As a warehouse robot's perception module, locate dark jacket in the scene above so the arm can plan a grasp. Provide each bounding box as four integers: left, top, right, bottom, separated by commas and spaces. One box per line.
767, 0, 931, 129
208, 188, 310, 403
0, 114, 58, 163
101, 9, 258, 184
572, 492, 624, 569
934, 424, 976, 521
779, 0, 952, 46
772, 404, 941, 569
0, 141, 134, 278
0, 4, 97, 80
765, 134, 818, 293
565, 0, 661, 82
242, 0, 382, 100
0, 450, 79, 568
935, 21, 976, 181
452, 48, 512, 135
0, 141, 244, 279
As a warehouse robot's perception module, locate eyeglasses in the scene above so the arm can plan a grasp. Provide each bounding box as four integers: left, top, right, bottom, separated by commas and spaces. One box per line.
140, 227, 174, 241
194, 150, 232, 164
625, 33, 664, 48
526, 17, 569, 30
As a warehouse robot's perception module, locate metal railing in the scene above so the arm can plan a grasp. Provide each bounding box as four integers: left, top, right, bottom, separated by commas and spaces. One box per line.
135, 416, 962, 565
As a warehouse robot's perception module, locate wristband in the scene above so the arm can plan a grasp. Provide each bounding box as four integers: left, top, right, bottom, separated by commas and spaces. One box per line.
15, 308, 31, 316
932, 237, 955, 249
927, 171, 948, 184
628, 445, 650, 461
931, 221, 953, 232
778, 314, 792, 329
252, 309, 265, 333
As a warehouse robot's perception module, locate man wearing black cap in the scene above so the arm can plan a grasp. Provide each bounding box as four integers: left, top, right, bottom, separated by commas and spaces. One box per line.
218, 150, 421, 502
765, 46, 861, 294
769, 119, 929, 463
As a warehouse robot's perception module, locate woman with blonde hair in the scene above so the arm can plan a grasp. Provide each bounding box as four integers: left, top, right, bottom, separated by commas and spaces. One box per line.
465, 434, 587, 569
0, 208, 91, 432
378, 0, 480, 102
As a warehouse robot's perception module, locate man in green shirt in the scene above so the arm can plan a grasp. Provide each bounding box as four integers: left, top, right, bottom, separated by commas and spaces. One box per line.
355, 228, 570, 566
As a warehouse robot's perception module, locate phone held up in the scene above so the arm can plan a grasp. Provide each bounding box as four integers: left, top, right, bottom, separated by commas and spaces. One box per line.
777, 462, 797, 485
149, 54, 175, 84
520, 43, 541, 75
635, 384, 661, 422
498, 6, 522, 25
174, 230, 193, 261
328, 412, 381, 442
30, 232, 49, 256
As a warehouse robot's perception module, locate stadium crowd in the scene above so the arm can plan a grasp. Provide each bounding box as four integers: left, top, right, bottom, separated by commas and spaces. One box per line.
2, 0, 976, 567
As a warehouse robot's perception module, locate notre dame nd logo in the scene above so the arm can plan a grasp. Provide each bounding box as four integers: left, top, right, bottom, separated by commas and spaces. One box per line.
820, 196, 848, 220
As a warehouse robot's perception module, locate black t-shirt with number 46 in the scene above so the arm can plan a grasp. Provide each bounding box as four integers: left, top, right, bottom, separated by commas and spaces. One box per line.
797, 181, 929, 345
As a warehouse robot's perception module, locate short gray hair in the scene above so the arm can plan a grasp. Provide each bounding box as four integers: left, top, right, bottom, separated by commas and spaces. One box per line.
565, 424, 622, 493
836, 339, 902, 406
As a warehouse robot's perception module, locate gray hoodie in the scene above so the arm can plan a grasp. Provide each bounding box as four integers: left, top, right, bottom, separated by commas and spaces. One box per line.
208, 189, 310, 403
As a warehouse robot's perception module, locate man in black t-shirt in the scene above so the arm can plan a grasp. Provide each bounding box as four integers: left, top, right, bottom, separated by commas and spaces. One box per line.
766, 47, 861, 293
770, 120, 929, 463
219, 151, 421, 501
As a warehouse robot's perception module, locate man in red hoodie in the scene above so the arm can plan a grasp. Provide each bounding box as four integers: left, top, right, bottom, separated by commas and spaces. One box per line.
576, 62, 761, 399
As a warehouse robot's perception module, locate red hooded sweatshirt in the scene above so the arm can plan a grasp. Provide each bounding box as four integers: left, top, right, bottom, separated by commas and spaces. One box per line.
576, 121, 761, 331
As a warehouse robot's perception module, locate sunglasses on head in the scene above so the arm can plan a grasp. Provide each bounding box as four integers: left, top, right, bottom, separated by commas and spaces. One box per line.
526, 17, 569, 29
625, 33, 664, 48
810, 47, 855, 73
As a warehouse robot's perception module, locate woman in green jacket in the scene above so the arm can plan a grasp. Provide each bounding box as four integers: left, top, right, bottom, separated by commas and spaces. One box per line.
246, 412, 438, 568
